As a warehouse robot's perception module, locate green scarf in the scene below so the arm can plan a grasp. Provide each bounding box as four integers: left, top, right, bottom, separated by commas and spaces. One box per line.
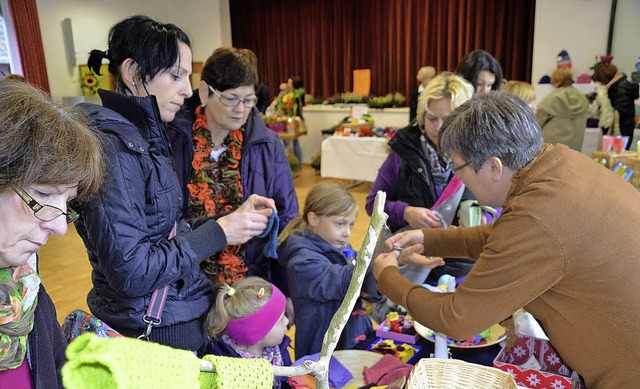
0, 254, 40, 370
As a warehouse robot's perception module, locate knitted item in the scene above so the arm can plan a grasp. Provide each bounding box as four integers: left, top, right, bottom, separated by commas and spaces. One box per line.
363, 354, 413, 386
256, 209, 280, 259
199, 354, 273, 389
62, 333, 202, 389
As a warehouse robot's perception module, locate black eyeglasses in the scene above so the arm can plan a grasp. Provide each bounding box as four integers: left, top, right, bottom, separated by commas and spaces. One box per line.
208, 85, 258, 108
450, 161, 471, 175
13, 187, 79, 224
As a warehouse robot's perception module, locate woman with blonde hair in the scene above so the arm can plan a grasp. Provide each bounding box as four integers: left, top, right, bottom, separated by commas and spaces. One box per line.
366, 72, 498, 285
503, 80, 537, 112
536, 68, 589, 151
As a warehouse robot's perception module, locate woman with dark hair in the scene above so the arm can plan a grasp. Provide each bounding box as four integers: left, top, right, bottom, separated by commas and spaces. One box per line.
0, 79, 104, 387
592, 62, 639, 148
75, 16, 275, 352
168, 47, 298, 292
455, 49, 503, 95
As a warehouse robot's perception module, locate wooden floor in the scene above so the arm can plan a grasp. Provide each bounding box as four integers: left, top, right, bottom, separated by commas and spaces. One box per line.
39, 164, 373, 323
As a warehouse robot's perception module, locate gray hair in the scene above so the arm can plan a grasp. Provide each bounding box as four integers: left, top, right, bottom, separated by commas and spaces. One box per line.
439, 92, 544, 171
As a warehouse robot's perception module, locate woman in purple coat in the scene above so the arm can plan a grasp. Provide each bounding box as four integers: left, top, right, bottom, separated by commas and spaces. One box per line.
168, 47, 299, 289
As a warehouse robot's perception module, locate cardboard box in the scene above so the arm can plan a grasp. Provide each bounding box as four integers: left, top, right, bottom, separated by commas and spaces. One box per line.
493, 335, 574, 389
375, 317, 419, 344
366, 337, 422, 364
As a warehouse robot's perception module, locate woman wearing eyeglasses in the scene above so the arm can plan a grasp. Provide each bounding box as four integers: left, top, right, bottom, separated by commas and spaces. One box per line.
365, 73, 500, 289
168, 48, 298, 294
0, 80, 104, 387
75, 17, 276, 353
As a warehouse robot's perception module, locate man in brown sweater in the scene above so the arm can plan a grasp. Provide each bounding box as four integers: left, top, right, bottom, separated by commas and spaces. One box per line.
373, 92, 640, 388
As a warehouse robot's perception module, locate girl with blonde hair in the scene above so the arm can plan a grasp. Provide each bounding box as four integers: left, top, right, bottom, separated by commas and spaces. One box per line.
278, 182, 383, 359
205, 277, 290, 388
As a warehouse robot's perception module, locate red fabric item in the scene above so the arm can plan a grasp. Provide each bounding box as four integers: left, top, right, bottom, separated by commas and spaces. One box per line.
363, 354, 413, 385
288, 374, 337, 389
7, 0, 50, 93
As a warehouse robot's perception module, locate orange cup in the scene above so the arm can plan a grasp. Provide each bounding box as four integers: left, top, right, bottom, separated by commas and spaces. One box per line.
613, 137, 625, 154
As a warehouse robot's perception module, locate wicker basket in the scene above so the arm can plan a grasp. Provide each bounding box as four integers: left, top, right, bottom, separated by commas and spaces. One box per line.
406, 359, 517, 389
592, 150, 640, 189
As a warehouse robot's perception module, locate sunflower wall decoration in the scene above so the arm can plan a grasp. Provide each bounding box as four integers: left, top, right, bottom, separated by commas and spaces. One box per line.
78, 64, 112, 96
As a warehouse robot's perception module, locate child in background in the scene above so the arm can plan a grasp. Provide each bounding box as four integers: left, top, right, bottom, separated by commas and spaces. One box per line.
277, 182, 383, 360
205, 277, 291, 389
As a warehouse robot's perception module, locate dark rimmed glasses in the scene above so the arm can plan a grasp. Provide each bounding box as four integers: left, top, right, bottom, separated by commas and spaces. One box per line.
208, 85, 258, 108
450, 161, 471, 175
13, 187, 79, 224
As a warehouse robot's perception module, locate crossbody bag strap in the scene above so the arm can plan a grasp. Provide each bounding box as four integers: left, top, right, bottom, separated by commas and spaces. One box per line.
139, 222, 177, 341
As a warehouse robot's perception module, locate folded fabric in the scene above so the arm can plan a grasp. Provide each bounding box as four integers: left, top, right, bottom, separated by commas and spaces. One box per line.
62, 333, 202, 389
257, 209, 280, 258
199, 354, 273, 389
363, 354, 413, 386
291, 353, 353, 388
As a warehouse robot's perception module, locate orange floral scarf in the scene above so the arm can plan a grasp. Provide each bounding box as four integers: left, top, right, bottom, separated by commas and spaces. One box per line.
187, 105, 246, 284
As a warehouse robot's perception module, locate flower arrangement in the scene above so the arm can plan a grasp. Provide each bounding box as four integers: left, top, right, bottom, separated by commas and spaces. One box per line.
277, 88, 305, 116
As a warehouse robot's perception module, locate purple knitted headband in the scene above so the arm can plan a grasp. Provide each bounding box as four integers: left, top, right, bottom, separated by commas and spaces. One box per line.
226, 283, 286, 346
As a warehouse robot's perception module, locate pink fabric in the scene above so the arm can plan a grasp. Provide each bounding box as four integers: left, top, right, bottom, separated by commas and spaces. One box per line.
363, 354, 413, 385
226, 283, 286, 346
0, 358, 34, 389
431, 176, 463, 210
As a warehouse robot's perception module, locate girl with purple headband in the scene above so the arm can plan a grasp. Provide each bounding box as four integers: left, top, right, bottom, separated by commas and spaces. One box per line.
205, 277, 291, 389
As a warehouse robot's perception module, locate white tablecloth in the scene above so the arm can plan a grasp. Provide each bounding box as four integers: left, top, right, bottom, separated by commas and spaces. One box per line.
300, 105, 408, 164
320, 136, 389, 181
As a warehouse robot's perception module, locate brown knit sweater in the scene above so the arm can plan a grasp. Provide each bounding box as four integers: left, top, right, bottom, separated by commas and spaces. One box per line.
378, 144, 640, 388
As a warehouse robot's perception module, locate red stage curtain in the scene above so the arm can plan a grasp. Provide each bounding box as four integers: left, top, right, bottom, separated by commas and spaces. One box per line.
8, 0, 50, 93
230, 0, 535, 101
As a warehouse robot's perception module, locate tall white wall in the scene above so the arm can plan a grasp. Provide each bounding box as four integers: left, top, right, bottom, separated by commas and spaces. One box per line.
532, 0, 640, 84
36, 0, 231, 99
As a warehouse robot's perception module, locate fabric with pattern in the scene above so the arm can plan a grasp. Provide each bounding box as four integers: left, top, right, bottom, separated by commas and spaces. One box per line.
199, 354, 273, 389
62, 333, 201, 388
0, 260, 40, 370
188, 105, 247, 284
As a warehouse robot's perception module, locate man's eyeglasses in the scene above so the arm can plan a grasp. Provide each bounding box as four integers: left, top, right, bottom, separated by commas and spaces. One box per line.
13, 187, 79, 224
208, 85, 258, 108
450, 161, 471, 174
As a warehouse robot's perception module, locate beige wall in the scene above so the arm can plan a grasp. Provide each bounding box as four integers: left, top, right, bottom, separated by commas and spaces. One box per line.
532, 0, 640, 85
36, 0, 231, 99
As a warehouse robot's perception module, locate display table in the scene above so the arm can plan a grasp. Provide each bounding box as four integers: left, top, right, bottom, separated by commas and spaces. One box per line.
300, 105, 408, 164
320, 136, 389, 182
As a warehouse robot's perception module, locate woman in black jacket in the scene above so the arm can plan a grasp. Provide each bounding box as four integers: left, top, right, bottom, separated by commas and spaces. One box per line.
592, 62, 640, 148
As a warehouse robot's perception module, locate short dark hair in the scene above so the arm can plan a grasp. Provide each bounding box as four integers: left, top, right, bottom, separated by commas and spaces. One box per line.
87, 15, 191, 94
201, 47, 259, 92
290, 76, 303, 89
439, 92, 543, 171
456, 50, 503, 92
592, 63, 618, 84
